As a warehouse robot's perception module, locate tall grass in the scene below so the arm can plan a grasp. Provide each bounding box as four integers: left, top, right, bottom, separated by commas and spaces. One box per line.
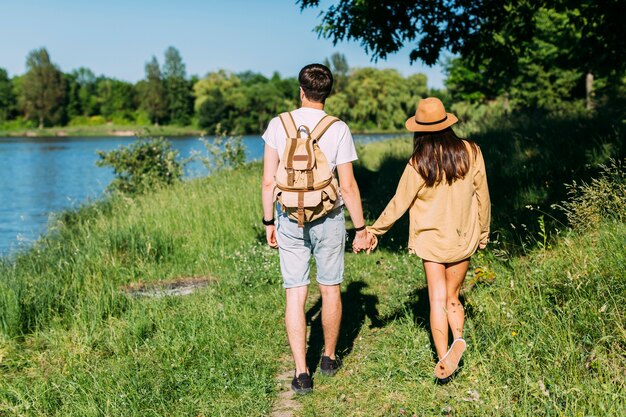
0, 164, 287, 416
298, 221, 625, 416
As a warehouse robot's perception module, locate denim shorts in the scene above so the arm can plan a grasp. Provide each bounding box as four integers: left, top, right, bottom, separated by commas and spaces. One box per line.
275, 205, 346, 288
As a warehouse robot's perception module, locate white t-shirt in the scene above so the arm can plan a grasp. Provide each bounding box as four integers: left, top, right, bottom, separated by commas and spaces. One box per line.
262, 107, 358, 170
262, 107, 358, 207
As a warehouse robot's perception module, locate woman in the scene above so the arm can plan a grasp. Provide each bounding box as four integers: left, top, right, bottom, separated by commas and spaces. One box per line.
365, 97, 491, 382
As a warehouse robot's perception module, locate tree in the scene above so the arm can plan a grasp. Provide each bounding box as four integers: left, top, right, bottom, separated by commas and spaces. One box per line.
445, 58, 496, 104
325, 67, 415, 131
163, 46, 192, 125
0, 68, 16, 122
194, 70, 241, 132
299, 1, 626, 95
97, 78, 136, 120
444, 7, 595, 111
19, 48, 66, 128
139, 56, 167, 125
68, 67, 99, 117
323, 52, 349, 93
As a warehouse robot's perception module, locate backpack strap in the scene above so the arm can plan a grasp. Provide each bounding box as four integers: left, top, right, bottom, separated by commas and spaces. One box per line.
279, 112, 299, 186
297, 191, 305, 227
278, 112, 298, 138
310, 115, 340, 142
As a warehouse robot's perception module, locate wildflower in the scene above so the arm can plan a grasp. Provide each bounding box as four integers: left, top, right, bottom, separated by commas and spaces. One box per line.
511, 331, 517, 336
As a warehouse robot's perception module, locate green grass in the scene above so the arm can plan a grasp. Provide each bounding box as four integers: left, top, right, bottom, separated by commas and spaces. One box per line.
0, 124, 204, 138
0, 166, 287, 416
298, 222, 626, 416
0, 110, 625, 415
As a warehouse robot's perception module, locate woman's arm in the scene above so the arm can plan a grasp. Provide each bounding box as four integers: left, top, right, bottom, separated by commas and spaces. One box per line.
473, 147, 491, 248
367, 163, 423, 236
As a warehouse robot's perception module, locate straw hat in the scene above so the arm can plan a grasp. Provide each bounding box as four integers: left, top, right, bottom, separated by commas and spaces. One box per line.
405, 97, 458, 132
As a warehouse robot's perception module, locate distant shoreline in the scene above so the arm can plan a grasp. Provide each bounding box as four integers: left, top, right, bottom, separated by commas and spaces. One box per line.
0, 125, 205, 138
0, 125, 406, 138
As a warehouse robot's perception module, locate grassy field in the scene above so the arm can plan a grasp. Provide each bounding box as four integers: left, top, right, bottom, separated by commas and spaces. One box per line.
0, 110, 625, 416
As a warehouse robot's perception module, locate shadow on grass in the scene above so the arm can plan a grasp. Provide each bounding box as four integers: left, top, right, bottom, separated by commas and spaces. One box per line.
380, 287, 475, 362
303, 282, 477, 369
305, 281, 383, 374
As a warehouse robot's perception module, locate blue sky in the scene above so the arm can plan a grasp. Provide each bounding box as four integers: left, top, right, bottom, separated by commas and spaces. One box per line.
1, 0, 447, 88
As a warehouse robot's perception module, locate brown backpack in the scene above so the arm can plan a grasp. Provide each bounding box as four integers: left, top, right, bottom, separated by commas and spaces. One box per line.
274, 112, 340, 227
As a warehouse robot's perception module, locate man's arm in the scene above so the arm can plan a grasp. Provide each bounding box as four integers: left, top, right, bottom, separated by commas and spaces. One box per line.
336, 162, 369, 252
262, 144, 279, 248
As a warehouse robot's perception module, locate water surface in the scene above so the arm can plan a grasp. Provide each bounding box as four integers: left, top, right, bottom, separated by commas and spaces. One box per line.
0, 133, 406, 257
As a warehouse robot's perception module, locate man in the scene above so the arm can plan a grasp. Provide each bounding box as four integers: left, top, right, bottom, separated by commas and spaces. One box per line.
261, 63, 370, 394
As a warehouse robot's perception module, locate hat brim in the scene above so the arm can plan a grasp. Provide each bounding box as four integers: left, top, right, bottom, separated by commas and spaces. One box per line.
405, 113, 458, 132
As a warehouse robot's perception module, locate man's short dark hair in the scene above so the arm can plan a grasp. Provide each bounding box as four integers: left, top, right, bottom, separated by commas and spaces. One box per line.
298, 64, 333, 103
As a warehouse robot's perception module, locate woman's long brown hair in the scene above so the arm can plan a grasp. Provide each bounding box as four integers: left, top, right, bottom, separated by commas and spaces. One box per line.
411, 127, 478, 187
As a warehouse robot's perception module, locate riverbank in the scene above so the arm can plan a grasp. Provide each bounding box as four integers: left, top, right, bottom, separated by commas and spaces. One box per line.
0, 124, 205, 138
0, 124, 407, 138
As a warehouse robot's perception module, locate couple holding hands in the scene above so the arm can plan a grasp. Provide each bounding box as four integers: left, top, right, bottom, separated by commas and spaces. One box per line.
261, 63, 490, 394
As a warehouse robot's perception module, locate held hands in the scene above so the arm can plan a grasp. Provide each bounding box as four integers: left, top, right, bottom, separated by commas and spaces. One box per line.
352, 229, 378, 254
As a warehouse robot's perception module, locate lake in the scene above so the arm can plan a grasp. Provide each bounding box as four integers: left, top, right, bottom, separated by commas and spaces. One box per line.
0, 133, 406, 257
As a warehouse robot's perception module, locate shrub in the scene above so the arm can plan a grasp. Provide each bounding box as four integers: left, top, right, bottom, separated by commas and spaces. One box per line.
133, 110, 151, 125
0, 118, 36, 130
68, 115, 106, 126
193, 126, 246, 174
560, 158, 626, 230
108, 112, 135, 125
96, 137, 184, 194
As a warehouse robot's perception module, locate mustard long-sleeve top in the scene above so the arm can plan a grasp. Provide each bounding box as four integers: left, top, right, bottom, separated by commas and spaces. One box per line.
367, 142, 491, 263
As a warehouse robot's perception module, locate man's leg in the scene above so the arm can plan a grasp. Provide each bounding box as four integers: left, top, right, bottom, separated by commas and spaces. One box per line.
275, 208, 313, 376
318, 283, 342, 359
311, 208, 346, 361
285, 285, 309, 375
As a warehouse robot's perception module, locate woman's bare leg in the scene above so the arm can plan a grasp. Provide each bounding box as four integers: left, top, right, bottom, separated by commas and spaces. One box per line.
423, 260, 448, 360
445, 259, 470, 340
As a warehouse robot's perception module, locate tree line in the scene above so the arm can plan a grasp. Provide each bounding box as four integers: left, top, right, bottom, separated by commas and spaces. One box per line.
0, 48, 437, 134
5, 1, 625, 136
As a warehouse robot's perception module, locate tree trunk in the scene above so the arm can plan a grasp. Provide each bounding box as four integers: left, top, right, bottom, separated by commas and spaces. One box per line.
586, 71, 595, 111
38, 116, 44, 129
503, 93, 511, 115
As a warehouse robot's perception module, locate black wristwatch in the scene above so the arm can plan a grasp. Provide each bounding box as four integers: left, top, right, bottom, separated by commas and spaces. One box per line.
354, 225, 366, 232
262, 217, 275, 226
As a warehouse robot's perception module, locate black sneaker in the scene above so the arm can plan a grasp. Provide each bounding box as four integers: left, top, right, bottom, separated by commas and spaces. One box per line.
319, 355, 342, 377
291, 372, 313, 394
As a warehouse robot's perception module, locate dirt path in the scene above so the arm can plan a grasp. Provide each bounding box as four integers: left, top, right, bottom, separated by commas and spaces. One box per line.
269, 359, 302, 417
270, 295, 323, 416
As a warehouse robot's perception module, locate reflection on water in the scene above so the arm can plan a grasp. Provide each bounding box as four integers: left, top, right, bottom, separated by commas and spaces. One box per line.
0, 133, 406, 257
40, 145, 70, 151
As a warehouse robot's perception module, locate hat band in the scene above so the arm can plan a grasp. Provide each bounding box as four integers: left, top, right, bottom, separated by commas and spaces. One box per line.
415, 115, 448, 126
